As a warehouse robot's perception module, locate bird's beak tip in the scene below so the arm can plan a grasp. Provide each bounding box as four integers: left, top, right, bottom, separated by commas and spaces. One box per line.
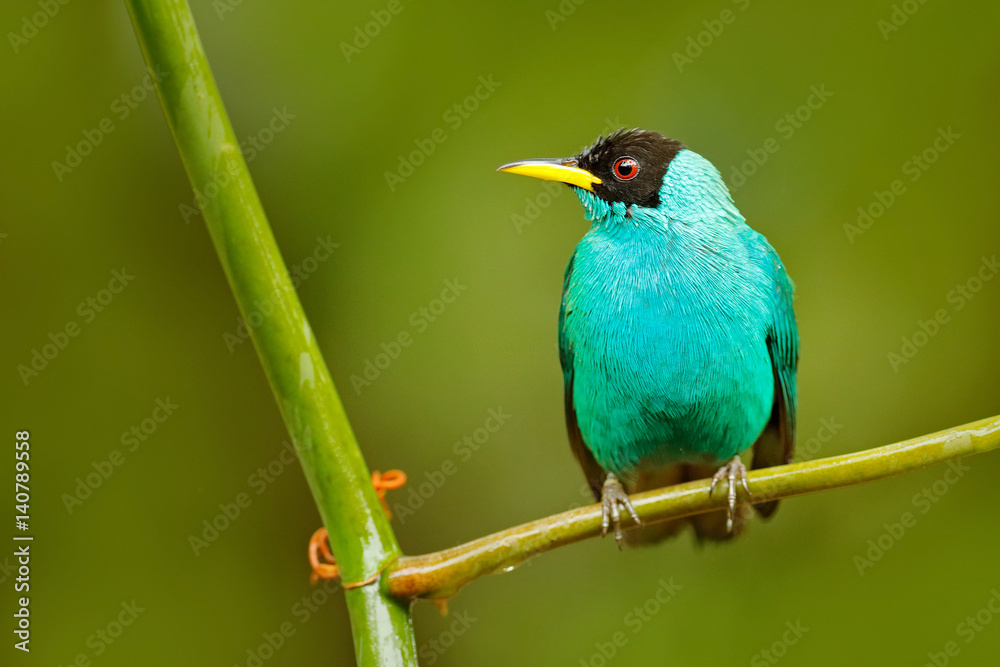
495, 158, 601, 191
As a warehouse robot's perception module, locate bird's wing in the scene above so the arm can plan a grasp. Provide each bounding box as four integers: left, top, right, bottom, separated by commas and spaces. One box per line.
559, 252, 606, 501
751, 243, 799, 518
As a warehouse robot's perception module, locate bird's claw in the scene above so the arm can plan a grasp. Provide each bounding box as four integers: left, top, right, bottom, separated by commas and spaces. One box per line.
601, 473, 641, 548
709, 456, 751, 533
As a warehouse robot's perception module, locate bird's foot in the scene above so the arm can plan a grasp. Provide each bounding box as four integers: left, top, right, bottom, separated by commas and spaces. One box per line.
709, 456, 752, 534
601, 473, 641, 548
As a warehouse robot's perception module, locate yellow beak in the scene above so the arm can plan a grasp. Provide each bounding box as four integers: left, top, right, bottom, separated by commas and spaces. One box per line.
496, 158, 602, 192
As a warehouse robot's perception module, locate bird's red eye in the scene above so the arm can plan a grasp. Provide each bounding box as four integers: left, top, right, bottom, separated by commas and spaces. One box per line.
613, 157, 639, 181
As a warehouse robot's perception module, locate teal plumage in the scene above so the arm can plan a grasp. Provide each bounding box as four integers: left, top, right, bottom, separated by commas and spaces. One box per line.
500, 129, 798, 542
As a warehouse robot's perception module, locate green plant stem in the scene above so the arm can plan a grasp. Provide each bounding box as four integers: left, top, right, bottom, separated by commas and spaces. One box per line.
123, 2, 416, 663
386, 414, 1000, 601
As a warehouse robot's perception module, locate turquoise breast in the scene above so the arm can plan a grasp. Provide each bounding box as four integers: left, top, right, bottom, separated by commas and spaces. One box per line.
561, 212, 776, 475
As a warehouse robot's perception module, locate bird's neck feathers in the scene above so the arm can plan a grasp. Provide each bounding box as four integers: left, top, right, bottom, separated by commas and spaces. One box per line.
573, 149, 744, 232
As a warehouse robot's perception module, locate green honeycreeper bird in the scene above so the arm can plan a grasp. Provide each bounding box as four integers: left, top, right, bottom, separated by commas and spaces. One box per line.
498, 129, 798, 544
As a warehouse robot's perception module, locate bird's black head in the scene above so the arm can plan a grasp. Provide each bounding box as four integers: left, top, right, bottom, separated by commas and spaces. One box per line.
497, 128, 686, 209
574, 129, 685, 208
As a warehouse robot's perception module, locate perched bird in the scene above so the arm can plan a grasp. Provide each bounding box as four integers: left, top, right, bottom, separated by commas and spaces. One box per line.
498, 129, 798, 544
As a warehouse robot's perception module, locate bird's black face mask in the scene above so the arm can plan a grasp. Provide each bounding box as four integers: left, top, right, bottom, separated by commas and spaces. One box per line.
574, 129, 686, 208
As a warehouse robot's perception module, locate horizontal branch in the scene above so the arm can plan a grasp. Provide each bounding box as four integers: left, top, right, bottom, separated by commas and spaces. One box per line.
385, 414, 1000, 600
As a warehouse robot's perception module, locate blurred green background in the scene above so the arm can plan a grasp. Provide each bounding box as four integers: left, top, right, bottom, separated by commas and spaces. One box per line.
3, 0, 1000, 665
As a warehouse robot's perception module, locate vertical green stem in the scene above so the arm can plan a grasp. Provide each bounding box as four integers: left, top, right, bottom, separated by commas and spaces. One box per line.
123, 2, 416, 663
